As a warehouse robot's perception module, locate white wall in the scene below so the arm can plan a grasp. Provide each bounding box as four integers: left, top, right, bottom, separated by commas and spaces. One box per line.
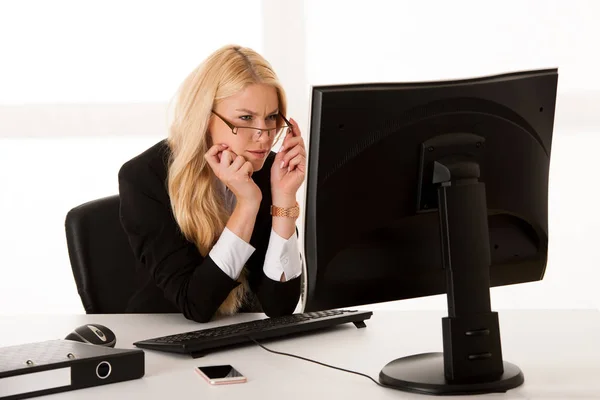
0, 0, 263, 104
1, 0, 599, 314
304, 0, 597, 89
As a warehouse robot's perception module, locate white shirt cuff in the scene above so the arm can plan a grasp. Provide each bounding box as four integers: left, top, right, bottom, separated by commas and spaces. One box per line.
263, 229, 302, 282
208, 227, 255, 280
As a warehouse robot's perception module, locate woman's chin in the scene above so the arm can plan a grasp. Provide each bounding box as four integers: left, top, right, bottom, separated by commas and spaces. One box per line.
251, 160, 265, 173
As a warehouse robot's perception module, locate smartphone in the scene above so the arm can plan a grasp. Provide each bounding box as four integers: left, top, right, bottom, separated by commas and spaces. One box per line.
195, 365, 247, 385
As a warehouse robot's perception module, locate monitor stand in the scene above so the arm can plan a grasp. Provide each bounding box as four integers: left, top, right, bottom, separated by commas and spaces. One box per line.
380, 134, 524, 395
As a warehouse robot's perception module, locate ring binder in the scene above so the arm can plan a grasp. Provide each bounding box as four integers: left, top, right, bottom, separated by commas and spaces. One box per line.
0, 340, 144, 400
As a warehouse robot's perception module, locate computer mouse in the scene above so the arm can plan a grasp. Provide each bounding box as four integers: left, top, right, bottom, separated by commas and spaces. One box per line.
64, 324, 116, 347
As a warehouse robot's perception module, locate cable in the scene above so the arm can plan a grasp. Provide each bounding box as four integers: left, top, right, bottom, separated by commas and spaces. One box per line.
247, 336, 390, 389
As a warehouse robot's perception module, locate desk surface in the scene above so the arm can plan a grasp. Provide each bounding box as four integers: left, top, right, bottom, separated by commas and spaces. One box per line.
1, 309, 599, 399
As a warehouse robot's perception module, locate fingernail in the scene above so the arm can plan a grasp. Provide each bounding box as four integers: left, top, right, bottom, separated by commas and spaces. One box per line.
220, 144, 228, 147
281, 161, 285, 169
288, 166, 291, 173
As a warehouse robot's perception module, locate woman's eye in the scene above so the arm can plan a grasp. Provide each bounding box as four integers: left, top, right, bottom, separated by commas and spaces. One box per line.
239, 115, 252, 121
267, 114, 278, 120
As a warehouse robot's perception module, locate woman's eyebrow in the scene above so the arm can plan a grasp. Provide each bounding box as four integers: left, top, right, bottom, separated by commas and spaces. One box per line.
235, 108, 279, 116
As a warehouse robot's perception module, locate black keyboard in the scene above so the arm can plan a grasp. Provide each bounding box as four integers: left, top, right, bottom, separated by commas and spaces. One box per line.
134, 309, 373, 357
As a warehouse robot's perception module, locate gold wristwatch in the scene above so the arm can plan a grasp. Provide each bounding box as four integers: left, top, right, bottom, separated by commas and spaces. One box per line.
270, 202, 300, 218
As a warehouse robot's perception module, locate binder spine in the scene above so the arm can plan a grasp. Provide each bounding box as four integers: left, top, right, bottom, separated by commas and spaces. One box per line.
1, 351, 145, 400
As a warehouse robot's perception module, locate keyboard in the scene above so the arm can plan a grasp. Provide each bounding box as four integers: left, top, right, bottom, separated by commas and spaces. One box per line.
134, 309, 373, 357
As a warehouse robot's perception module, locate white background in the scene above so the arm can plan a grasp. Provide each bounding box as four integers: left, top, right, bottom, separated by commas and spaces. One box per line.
1, 0, 599, 314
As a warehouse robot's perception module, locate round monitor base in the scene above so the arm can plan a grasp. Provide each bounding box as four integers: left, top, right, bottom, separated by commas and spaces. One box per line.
380, 352, 524, 396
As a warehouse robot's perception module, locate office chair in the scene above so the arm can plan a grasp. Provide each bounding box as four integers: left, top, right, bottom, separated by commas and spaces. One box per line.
65, 195, 137, 314
65, 195, 308, 315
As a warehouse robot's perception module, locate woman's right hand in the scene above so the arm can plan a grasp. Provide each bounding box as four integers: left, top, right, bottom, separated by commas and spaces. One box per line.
204, 144, 262, 207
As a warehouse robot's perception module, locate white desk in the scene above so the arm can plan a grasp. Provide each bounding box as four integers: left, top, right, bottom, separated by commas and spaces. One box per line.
2, 309, 600, 399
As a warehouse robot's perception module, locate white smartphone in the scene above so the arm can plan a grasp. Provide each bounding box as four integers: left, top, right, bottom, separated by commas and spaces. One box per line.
195, 365, 247, 385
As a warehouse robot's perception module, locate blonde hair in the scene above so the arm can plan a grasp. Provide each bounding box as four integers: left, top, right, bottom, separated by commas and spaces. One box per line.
166, 45, 287, 316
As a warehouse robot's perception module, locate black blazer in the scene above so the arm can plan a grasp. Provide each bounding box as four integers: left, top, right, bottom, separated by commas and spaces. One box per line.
118, 140, 301, 322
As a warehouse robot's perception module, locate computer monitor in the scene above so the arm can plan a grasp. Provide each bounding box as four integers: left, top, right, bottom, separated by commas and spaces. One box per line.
302, 68, 558, 395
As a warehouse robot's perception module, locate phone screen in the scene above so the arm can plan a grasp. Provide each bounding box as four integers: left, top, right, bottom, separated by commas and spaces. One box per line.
197, 365, 243, 380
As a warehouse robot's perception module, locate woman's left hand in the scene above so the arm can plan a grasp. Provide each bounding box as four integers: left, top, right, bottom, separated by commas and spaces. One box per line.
271, 117, 306, 198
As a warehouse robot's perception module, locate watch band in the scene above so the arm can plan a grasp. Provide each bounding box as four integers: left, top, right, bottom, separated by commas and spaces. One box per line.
270, 202, 300, 218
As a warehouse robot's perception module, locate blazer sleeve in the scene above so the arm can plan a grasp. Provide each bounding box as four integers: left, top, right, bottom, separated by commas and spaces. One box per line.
245, 225, 302, 318
118, 161, 240, 323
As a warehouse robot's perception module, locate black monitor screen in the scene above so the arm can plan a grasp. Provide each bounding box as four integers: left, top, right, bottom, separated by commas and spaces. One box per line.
303, 69, 558, 312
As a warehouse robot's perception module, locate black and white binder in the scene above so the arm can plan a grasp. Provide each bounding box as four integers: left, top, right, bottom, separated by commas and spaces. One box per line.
0, 340, 144, 400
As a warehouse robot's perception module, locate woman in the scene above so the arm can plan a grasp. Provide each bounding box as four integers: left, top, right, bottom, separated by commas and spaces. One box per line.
118, 44, 305, 323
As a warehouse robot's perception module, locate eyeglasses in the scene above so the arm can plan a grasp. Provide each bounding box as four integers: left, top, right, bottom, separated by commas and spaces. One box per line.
211, 110, 291, 141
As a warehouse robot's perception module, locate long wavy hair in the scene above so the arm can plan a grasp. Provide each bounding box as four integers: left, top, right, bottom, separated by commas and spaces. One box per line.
166, 45, 287, 316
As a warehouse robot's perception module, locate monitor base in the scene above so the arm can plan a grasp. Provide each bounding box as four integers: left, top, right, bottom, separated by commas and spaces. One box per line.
380, 352, 524, 396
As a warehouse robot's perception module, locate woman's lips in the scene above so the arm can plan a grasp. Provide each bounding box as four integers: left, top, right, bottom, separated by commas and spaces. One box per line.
247, 150, 268, 158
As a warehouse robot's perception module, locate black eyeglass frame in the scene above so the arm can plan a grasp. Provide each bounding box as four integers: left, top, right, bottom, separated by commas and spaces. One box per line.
211, 110, 292, 139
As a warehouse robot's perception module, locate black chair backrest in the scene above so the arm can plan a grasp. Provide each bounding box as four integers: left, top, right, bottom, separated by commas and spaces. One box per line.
65, 195, 137, 313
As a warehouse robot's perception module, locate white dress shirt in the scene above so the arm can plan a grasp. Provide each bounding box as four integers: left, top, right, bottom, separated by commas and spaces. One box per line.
208, 182, 302, 282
